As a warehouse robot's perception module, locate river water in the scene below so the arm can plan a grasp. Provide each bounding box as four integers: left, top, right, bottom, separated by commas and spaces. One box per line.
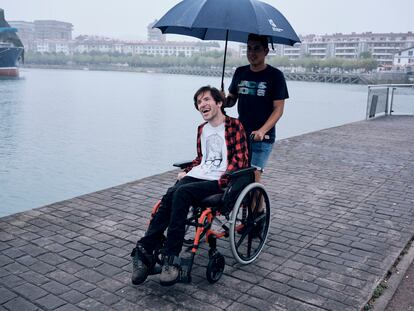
0, 68, 368, 216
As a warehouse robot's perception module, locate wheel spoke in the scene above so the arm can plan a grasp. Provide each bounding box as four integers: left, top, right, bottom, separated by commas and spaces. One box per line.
236, 226, 252, 248
247, 233, 252, 257
253, 190, 262, 214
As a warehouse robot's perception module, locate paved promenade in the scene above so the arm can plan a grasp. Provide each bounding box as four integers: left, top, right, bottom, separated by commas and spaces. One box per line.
1, 115, 413, 311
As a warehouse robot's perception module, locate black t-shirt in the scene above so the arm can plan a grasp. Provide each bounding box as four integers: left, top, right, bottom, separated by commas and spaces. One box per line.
229, 65, 289, 143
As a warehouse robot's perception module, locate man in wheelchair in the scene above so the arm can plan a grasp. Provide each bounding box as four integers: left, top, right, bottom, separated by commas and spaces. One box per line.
131, 86, 249, 286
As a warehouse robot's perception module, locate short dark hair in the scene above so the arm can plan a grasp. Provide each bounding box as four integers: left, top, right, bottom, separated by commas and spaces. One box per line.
193, 85, 225, 114
247, 33, 269, 50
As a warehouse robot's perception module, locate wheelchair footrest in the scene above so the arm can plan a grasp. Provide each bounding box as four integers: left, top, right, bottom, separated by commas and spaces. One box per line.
177, 257, 193, 283
148, 255, 194, 284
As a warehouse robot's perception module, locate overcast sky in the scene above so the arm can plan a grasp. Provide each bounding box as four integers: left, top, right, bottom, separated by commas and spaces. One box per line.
1, 0, 413, 40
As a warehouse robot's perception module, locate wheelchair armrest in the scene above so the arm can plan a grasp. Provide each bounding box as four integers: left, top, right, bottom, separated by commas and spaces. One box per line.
220, 167, 256, 216
226, 167, 256, 179
173, 160, 193, 169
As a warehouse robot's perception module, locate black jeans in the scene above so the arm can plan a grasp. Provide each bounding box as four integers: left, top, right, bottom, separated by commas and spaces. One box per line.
138, 176, 222, 256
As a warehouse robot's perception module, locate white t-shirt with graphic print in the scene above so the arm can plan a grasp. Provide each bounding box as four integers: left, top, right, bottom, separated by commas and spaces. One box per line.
186, 122, 228, 181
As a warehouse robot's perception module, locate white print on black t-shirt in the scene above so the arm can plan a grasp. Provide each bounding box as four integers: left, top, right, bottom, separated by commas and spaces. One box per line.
238, 80, 267, 96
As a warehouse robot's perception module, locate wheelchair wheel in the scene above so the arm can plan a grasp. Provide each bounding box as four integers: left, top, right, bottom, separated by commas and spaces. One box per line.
206, 253, 225, 283
229, 182, 270, 264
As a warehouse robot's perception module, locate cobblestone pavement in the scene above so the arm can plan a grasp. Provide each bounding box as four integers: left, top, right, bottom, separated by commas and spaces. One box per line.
1, 116, 414, 311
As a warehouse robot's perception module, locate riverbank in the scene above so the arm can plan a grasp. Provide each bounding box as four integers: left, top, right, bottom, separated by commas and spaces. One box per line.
22, 64, 410, 84
1, 115, 413, 311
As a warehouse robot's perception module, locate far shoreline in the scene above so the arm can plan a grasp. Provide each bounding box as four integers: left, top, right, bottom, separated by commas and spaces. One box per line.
21, 64, 410, 85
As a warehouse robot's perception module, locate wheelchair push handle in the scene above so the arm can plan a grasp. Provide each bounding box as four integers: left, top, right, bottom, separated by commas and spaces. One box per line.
249, 133, 270, 141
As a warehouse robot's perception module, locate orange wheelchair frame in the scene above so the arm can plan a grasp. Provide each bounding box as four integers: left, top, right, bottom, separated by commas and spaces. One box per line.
145, 163, 271, 284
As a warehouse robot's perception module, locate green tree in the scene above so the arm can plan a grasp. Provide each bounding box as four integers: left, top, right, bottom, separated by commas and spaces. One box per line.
359, 51, 372, 59
267, 56, 290, 67
323, 58, 344, 71
358, 58, 378, 72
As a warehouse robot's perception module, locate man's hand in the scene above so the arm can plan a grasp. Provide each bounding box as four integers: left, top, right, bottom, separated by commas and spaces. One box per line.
251, 130, 266, 141
177, 171, 187, 180
223, 93, 237, 108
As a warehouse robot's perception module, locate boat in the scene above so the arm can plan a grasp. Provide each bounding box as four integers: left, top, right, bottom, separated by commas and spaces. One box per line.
0, 8, 24, 77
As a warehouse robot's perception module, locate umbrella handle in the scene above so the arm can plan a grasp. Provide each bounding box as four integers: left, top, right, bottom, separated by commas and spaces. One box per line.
221, 30, 229, 92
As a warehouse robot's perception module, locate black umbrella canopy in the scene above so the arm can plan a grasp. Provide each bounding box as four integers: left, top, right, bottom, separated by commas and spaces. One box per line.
154, 0, 300, 45
154, 0, 300, 89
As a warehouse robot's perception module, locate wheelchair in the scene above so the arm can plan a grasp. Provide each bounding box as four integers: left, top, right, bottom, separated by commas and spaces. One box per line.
145, 158, 271, 284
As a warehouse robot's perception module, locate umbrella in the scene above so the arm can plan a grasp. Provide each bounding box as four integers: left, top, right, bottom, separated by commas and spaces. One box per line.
154, 0, 300, 90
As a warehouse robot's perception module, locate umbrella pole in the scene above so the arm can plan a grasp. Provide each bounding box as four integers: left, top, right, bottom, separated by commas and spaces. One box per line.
221, 30, 229, 92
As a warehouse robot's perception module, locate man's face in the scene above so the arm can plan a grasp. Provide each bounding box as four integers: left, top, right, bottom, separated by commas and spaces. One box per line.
246, 39, 268, 67
196, 91, 222, 121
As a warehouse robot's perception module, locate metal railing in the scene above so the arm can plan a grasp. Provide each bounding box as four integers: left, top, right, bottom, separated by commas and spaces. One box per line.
366, 84, 414, 119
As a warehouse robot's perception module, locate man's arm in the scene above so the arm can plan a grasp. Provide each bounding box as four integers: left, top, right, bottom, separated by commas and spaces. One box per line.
225, 93, 237, 108
225, 67, 239, 108
251, 99, 285, 141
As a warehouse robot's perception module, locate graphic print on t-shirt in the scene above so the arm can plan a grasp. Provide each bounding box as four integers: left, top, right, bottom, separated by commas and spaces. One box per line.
201, 133, 223, 171
186, 122, 227, 181
238, 80, 267, 97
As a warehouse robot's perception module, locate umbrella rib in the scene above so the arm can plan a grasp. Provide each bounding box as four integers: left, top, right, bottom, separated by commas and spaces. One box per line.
191, 0, 209, 39
202, 28, 208, 40
248, 0, 261, 35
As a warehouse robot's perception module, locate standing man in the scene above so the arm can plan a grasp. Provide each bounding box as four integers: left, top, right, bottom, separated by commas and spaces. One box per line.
226, 33, 289, 182
131, 86, 248, 286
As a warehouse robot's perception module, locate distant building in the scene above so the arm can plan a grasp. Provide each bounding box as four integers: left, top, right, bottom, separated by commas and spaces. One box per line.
73, 35, 220, 57
8, 21, 36, 51
8, 21, 35, 42
9, 19, 73, 54
10, 20, 73, 42
281, 45, 302, 60
393, 46, 414, 70
239, 31, 414, 66
133, 41, 220, 57
9, 19, 220, 57
34, 20, 73, 40
147, 19, 166, 42
8, 17, 414, 68
33, 40, 72, 55
74, 35, 116, 53
299, 32, 414, 66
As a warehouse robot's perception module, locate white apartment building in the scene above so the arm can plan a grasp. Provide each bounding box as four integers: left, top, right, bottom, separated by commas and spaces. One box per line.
135, 41, 220, 57
302, 32, 414, 66
72, 36, 220, 57
394, 46, 414, 68
33, 40, 72, 55
74, 37, 115, 54
10, 17, 414, 67
280, 45, 302, 60
239, 32, 414, 66
239, 45, 282, 58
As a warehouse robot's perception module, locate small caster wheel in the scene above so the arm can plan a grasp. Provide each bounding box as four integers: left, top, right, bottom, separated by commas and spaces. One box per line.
206, 253, 225, 283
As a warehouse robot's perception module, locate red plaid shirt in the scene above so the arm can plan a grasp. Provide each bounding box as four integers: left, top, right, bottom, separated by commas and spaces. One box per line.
184, 116, 249, 188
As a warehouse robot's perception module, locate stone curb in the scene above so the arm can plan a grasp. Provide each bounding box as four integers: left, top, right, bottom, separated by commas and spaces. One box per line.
371, 237, 414, 311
